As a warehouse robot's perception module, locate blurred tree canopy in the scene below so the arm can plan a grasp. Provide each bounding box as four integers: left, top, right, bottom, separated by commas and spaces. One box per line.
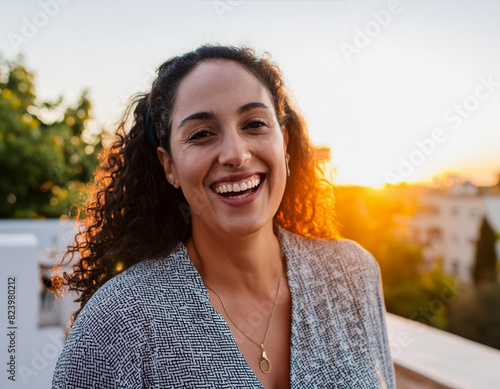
335, 185, 457, 330
447, 216, 500, 350
448, 282, 500, 350
472, 217, 498, 286
0, 57, 103, 218
335, 184, 500, 348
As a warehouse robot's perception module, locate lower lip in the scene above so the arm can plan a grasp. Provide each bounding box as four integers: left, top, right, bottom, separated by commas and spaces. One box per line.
213, 176, 265, 207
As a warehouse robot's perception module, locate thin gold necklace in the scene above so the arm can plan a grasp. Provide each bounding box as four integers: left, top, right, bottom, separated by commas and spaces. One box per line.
195, 246, 284, 375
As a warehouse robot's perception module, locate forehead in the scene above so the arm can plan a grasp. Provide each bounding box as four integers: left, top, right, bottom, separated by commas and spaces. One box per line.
172, 60, 274, 119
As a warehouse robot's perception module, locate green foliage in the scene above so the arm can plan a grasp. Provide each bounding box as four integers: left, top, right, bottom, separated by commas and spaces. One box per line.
376, 241, 457, 330
335, 184, 500, 349
448, 283, 500, 350
335, 185, 458, 330
472, 217, 498, 285
0, 57, 103, 218
375, 239, 422, 286
446, 216, 500, 350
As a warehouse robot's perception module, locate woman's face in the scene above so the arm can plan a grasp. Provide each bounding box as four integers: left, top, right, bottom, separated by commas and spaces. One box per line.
157, 59, 288, 237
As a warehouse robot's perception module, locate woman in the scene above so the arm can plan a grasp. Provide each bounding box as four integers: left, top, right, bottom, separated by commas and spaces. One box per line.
52, 44, 395, 388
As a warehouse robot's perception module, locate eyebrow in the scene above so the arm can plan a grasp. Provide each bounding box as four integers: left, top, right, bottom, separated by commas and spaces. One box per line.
177, 102, 273, 130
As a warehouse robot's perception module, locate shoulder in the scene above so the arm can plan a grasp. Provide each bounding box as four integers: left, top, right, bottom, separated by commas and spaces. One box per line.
277, 226, 381, 291
74, 242, 188, 332
278, 226, 379, 273
56, 243, 193, 385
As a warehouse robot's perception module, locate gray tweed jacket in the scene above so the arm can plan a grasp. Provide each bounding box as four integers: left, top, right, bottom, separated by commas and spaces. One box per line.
52, 226, 395, 388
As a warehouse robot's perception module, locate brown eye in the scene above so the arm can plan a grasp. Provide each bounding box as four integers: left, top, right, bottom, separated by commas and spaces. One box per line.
245, 120, 266, 129
189, 130, 212, 141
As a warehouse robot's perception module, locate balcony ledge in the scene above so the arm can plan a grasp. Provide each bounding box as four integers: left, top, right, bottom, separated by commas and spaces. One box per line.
386, 313, 500, 388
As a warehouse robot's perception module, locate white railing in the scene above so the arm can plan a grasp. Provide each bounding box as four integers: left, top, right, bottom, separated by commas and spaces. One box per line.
387, 313, 500, 389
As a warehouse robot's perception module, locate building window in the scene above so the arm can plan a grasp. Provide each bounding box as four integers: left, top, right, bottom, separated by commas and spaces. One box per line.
428, 228, 442, 242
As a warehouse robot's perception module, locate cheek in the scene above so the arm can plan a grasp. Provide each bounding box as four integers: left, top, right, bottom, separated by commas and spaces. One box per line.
267, 142, 287, 166
173, 152, 211, 187
257, 133, 286, 156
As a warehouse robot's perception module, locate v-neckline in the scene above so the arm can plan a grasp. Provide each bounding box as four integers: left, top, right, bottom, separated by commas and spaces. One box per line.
176, 226, 296, 388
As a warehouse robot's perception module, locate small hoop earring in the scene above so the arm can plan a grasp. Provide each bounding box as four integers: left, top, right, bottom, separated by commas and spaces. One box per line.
285, 154, 291, 177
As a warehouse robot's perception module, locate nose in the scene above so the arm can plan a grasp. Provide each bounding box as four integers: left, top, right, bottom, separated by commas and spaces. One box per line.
218, 129, 251, 168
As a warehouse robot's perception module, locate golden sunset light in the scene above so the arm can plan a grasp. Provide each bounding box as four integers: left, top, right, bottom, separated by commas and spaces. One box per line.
1, 1, 500, 388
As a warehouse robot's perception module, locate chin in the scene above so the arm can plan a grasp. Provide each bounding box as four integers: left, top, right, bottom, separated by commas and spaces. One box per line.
211, 217, 273, 238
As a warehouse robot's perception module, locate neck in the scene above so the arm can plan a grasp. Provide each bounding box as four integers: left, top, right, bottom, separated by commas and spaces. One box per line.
186, 221, 283, 298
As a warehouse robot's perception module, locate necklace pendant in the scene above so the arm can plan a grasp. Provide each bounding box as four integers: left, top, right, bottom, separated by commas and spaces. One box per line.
259, 344, 272, 374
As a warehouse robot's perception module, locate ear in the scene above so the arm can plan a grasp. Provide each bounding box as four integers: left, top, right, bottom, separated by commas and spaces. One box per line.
157, 147, 180, 188
282, 127, 289, 153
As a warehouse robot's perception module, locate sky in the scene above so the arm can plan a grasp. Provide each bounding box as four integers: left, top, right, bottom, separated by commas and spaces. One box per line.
1, 0, 500, 187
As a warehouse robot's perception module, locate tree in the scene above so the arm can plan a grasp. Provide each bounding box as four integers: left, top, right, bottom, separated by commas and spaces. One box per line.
448, 283, 500, 350
335, 185, 457, 330
447, 216, 500, 349
0, 56, 104, 218
472, 217, 498, 286
376, 240, 456, 330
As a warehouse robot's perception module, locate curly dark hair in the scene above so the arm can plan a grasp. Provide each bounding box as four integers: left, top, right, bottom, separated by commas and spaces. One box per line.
58, 44, 339, 323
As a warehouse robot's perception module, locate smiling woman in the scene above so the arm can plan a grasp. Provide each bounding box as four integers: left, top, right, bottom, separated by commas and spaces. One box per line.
52, 44, 395, 389
158, 60, 289, 239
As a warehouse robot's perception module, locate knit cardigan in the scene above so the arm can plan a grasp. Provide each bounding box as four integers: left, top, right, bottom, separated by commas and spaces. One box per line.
52, 226, 395, 388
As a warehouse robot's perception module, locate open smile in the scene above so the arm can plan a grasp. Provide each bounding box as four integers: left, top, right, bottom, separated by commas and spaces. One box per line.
210, 173, 265, 201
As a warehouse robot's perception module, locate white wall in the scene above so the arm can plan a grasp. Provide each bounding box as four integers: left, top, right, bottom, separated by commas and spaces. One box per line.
407, 191, 500, 283
0, 234, 69, 388
0, 220, 80, 388
0, 219, 79, 265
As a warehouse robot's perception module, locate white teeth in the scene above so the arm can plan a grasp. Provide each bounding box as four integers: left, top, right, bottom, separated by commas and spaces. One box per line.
228, 192, 250, 200
214, 175, 262, 194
